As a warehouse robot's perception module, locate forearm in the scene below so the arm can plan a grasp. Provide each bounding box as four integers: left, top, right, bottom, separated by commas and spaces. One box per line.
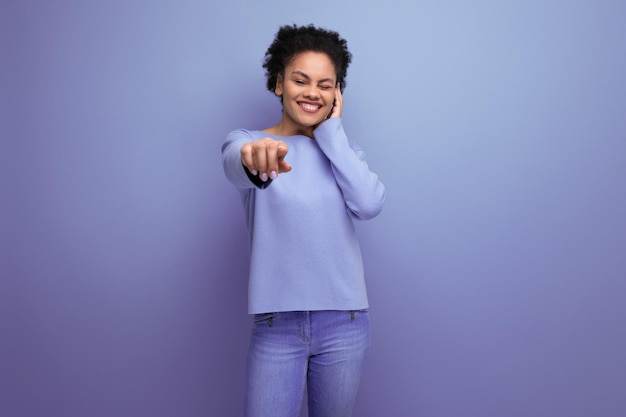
314, 118, 385, 219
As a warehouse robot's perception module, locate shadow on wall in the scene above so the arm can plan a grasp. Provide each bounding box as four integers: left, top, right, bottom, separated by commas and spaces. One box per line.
204, 89, 281, 414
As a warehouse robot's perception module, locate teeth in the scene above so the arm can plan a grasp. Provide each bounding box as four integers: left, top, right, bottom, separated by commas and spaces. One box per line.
300, 103, 320, 112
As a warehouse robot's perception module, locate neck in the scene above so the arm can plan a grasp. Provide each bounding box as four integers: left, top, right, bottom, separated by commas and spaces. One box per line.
265, 112, 315, 138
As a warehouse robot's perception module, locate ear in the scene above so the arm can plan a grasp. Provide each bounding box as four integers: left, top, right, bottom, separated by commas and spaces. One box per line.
275, 74, 283, 97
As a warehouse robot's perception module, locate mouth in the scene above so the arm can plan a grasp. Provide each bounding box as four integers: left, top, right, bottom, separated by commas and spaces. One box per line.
297, 101, 323, 113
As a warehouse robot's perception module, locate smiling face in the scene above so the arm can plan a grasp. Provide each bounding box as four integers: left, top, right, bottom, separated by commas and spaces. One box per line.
274, 51, 337, 137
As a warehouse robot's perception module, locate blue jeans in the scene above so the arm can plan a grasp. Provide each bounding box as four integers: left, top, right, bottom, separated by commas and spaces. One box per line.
245, 310, 371, 417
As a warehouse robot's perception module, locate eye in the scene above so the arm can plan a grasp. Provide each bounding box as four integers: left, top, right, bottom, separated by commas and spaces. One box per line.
319, 85, 333, 91
294, 79, 306, 85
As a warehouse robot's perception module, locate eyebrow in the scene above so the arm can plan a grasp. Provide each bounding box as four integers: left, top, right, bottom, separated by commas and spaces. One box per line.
290, 71, 335, 84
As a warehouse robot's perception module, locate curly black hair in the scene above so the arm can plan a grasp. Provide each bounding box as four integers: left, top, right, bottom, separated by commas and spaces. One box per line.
263, 24, 352, 94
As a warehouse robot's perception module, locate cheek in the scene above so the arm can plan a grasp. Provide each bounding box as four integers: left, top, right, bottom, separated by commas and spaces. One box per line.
323, 91, 335, 103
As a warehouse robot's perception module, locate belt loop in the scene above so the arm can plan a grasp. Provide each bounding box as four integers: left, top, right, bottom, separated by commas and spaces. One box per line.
350, 311, 355, 320
268, 316, 273, 327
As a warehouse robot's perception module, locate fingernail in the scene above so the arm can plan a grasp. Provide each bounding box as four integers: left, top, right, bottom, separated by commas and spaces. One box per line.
251, 169, 258, 175
261, 173, 268, 182
270, 171, 277, 180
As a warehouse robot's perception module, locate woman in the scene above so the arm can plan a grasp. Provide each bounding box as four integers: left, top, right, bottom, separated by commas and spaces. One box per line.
221, 24, 385, 417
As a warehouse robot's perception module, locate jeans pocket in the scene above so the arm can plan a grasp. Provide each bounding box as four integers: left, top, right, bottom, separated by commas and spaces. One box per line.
253, 312, 277, 327
350, 309, 369, 320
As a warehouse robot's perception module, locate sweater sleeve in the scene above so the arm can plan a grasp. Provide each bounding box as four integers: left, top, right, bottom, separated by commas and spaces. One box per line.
221, 129, 272, 189
313, 118, 386, 220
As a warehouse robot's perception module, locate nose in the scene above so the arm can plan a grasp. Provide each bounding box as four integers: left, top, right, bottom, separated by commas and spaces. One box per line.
304, 85, 320, 99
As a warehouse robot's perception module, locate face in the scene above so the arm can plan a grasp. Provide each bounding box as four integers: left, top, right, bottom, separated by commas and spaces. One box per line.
275, 51, 337, 134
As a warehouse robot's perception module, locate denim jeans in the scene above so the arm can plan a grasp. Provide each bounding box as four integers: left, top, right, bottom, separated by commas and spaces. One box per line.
244, 310, 371, 417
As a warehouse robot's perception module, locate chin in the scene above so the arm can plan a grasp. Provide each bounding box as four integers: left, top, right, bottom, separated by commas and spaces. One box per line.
302, 117, 324, 127
290, 113, 325, 128
285, 104, 328, 128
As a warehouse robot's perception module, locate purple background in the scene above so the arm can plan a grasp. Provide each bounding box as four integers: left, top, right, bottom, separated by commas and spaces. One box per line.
2, 1, 625, 416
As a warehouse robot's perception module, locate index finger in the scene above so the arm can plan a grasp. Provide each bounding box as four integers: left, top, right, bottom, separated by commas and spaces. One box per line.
331, 83, 343, 118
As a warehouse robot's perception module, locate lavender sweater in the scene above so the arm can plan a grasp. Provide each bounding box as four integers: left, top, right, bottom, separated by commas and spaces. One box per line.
221, 118, 385, 314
